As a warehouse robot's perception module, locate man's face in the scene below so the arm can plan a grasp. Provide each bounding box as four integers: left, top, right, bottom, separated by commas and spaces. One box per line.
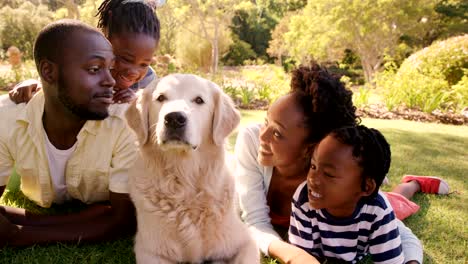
57, 31, 115, 120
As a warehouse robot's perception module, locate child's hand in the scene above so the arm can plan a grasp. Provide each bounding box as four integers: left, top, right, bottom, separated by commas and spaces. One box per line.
9, 79, 41, 104
112, 88, 136, 104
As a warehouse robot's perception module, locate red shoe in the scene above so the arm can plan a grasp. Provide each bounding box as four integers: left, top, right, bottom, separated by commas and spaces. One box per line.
401, 175, 450, 194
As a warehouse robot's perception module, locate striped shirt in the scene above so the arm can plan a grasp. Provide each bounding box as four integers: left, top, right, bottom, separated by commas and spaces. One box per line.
289, 181, 404, 264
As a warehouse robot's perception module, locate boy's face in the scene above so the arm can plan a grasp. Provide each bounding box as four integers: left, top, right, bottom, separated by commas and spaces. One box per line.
57, 31, 116, 120
109, 33, 157, 90
307, 135, 368, 218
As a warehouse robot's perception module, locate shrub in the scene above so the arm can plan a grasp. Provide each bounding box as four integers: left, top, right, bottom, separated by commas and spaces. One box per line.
0, 2, 53, 59
240, 65, 289, 104
352, 86, 371, 108
378, 35, 468, 113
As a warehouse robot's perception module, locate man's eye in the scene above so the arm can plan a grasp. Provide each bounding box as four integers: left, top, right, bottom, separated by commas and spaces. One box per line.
193, 96, 204, 104
156, 94, 166, 102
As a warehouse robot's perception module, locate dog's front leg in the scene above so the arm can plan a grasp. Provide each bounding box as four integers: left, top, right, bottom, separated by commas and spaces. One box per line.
228, 238, 260, 264
135, 247, 176, 264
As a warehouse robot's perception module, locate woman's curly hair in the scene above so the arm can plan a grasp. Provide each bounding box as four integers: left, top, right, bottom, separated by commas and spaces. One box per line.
290, 62, 359, 145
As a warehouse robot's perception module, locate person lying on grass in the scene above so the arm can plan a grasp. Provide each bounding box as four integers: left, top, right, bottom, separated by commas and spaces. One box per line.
8, 0, 161, 105
289, 125, 403, 263
0, 20, 137, 247
234, 63, 451, 264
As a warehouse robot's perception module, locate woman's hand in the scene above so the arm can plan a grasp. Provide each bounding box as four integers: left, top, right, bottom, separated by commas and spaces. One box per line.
112, 88, 136, 104
268, 240, 320, 264
9, 79, 41, 104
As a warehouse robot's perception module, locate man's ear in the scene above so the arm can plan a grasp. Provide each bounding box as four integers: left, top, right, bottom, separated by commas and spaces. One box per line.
38, 59, 58, 83
362, 177, 377, 197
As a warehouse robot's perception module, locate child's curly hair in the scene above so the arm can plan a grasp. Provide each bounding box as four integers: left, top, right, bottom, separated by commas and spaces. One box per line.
97, 0, 160, 41
290, 62, 358, 146
331, 125, 391, 199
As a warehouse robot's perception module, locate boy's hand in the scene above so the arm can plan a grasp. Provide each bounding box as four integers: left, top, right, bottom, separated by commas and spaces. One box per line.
9, 79, 41, 104
112, 88, 136, 104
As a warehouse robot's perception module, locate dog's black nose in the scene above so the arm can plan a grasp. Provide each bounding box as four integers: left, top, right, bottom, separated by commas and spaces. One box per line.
165, 112, 187, 129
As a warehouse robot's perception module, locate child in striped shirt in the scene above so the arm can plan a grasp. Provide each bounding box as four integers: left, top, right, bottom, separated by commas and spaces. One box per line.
289, 125, 404, 264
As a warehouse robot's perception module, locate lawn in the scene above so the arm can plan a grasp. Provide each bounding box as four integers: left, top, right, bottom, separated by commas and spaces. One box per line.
1, 110, 466, 264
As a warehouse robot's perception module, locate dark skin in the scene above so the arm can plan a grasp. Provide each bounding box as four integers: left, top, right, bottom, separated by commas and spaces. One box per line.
0, 31, 136, 247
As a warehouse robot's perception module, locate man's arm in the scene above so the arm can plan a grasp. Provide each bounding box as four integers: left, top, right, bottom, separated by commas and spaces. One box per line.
1, 191, 136, 246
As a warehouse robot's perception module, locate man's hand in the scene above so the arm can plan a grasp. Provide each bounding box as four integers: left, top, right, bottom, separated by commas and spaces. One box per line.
0, 211, 18, 247
112, 88, 136, 104
9, 79, 41, 104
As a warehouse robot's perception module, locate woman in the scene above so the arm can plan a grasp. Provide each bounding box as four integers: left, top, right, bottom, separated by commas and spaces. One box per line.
9, 0, 161, 104
234, 63, 436, 264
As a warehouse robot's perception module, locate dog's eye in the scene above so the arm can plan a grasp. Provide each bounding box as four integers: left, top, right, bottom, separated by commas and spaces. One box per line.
156, 94, 167, 102
193, 96, 204, 105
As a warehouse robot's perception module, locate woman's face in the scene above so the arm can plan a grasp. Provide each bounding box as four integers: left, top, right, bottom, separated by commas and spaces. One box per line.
258, 94, 310, 168
109, 33, 157, 90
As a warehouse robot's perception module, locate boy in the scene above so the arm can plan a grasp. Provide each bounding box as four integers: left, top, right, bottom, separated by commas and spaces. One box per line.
289, 125, 404, 263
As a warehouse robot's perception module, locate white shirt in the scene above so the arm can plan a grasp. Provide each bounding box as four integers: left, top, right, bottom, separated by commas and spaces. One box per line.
44, 130, 76, 204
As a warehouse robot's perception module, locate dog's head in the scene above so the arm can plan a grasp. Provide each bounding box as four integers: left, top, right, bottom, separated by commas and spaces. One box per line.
126, 74, 240, 152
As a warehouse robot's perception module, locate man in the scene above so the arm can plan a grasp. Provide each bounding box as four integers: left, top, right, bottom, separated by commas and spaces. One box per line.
0, 20, 137, 246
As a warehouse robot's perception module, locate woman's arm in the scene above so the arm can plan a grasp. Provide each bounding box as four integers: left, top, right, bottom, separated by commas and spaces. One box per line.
234, 125, 282, 254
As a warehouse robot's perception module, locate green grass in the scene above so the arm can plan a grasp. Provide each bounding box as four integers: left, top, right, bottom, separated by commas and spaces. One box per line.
1, 110, 466, 264
0, 90, 7, 95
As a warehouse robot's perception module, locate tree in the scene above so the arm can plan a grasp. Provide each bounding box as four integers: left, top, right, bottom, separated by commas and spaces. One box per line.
283, 0, 438, 83
172, 0, 247, 74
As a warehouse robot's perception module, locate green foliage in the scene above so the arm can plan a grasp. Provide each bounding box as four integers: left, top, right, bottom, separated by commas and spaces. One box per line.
0, 60, 38, 89
352, 86, 371, 108
222, 34, 256, 66
175, 17, 232, 72
283, 0, 439, 83
241, 65, 290, 104
0, 2, 53, 59
378, 35, 468, 112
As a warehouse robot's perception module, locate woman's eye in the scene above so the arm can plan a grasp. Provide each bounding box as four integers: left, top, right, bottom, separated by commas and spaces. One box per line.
88, 66, 100, 73
273, 131, 281, 138
310, 164, 317, 170
156, 94, 166, 102
193, 96, 204, 104
324, 172, 335, 178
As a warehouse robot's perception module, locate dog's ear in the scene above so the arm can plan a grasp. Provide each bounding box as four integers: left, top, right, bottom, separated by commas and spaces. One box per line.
125, 80, 158, 145
212, 83, 241, 146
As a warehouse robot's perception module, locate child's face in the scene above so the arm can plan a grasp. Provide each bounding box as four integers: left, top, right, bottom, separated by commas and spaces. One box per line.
109, 33, 157, 90
258, 94, 310, 168
307, 135, 370, 218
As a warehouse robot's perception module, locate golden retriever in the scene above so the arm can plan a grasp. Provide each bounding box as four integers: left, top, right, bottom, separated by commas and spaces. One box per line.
125, 74, 259, 264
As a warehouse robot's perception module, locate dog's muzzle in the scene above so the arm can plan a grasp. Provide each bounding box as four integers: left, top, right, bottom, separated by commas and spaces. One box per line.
165, 111, 187, 130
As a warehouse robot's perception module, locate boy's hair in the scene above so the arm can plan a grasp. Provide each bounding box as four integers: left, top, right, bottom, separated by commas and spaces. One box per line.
33, 19, 101, 70
290, 62, 358, 146
330, 125, 391, 199
97, 0, 160, 41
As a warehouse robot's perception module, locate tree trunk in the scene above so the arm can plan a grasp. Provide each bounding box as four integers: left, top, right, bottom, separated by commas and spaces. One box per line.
211, 24, 220, 74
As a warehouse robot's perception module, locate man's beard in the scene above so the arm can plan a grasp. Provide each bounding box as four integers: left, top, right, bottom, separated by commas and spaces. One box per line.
57, 73, 109, 120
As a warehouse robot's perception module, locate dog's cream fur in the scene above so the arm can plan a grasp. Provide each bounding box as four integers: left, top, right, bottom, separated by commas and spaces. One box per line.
125, 74, 259, 264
